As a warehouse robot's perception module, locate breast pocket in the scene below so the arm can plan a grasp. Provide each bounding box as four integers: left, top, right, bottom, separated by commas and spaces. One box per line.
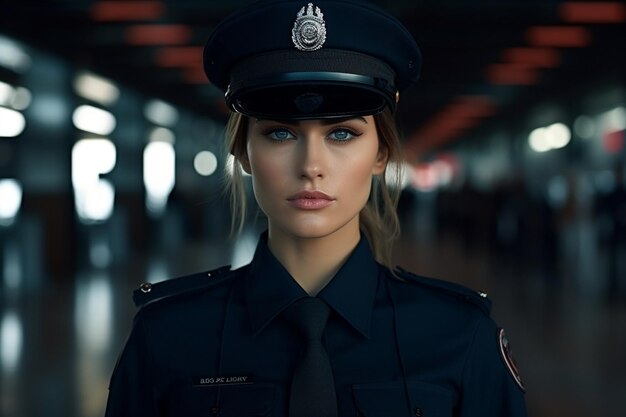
353, 380, 454, 417
167, 383, 276, 417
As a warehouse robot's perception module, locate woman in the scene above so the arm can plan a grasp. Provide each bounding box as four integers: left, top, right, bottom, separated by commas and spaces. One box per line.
105, 1, 528, 416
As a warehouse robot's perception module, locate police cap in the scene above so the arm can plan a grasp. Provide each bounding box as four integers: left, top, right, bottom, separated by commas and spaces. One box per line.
203, 0, 421, 120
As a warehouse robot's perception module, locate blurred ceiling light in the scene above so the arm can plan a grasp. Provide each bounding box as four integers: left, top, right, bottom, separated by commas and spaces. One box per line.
76, 181, 115, 223
72, 139, 117, 190
0, 107, 26, 137
603, 130, 624, 154
432, 160, 454, 187
90, 1, 165, 22
0, 179, 22, 226
0, 82, 31, 111
529, 127, 551, 152
126, 24, 192, 45
194, 150, 218, 176
0, 35, 31, 73
486, 64, 539, 85
602, 106, 626, 131
526, 26, 591, 47
560, 2, 626, 23
574, 115, 596, 139
154, 46, 203, 67
1, 311, 23, 373
72, 105, 116, 136
74, 276, 112, 353
148, 126, 175, 143
74, 72, 120, 106
144, 141, 175, 216
144, 99, 178, 127
546, 122, 571, 149
11, 87, 32, 110
529, 123, 571, 152
412, 164, 439, 192
405, 96, 496, 154
0, 81, 13, 106
72, 139, 117, 223
443, 95, 496, 118
502, 47, 561, 68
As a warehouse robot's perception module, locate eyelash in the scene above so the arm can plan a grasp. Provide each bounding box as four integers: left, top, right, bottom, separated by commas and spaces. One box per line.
263, 127, 362, 143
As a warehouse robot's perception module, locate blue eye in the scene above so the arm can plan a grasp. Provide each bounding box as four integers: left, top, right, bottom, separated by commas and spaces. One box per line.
328, 128, 357, 142
267, 128, 295, 141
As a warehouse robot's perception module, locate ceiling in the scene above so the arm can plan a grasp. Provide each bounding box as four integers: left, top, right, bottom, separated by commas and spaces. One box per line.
1, 0, 625, 160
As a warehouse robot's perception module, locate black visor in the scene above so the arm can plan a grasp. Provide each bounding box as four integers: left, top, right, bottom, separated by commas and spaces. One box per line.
228, 73, 392, 120
225, 50, 398, 120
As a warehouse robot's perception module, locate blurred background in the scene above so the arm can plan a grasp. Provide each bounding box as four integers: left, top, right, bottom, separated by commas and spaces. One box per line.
0, 0, 625, 416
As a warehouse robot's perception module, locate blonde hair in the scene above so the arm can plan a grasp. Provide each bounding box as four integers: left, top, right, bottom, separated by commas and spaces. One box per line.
224, 108, 403, 268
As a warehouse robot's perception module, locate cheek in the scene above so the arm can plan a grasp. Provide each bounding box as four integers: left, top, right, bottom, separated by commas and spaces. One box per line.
338, 145, 380, 186
248, 146, 290, 199
332, 157, 376, 208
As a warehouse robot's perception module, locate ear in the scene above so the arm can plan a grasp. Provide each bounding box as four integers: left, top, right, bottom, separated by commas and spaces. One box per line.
372, 146, 389, 175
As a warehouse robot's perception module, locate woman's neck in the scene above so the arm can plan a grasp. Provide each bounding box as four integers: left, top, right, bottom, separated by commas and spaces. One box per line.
267, 222, 360, 296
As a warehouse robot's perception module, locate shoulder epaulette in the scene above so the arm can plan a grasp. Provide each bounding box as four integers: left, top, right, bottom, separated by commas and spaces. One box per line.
132, 265, 238, 308
392, 266, 492, 315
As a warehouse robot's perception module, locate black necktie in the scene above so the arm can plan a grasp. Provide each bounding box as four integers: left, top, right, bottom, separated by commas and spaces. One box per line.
283, 297, 338, 417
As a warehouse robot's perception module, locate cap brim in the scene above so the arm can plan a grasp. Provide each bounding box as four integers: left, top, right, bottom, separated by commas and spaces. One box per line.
225, 49, 397, 119
228, 74, 391, 120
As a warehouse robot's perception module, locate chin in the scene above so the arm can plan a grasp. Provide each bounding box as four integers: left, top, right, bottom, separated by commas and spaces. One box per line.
273, 215, 359, 241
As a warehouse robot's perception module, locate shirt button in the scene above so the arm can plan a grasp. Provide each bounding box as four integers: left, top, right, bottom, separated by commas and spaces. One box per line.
210, 406, 220, 415
414, 406, 423, 417
139, 283, 152, 293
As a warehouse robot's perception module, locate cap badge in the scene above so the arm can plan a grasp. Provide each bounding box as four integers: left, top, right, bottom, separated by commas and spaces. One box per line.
292, 3, 326, 52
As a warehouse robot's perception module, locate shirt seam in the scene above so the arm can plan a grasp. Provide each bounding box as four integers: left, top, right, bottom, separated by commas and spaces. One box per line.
458, 311, 484, 391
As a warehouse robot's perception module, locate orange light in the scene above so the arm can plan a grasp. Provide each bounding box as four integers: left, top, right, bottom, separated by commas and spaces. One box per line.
182, 68, 208, 84
526, 26, 592, 47
90, 1, 165, 22
560, 2, 626, 23
502, 47, 561, 68
154, 47, 204, 67
486, 64, 539, 85
125, 25, 193, 46
406, 96, 497, 154
443, 96, 496, 118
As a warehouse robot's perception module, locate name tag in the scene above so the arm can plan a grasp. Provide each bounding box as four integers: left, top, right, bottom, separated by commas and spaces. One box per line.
193, 375, 253, 387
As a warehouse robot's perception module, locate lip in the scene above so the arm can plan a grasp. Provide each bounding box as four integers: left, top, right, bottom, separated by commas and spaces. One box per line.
287, 190, 335, 210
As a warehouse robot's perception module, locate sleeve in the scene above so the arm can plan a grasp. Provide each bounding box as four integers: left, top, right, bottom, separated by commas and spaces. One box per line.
457, 316, 528, 417
104, 310, 159, 417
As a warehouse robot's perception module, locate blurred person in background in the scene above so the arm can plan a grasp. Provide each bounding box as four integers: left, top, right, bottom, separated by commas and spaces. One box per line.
596, 162, 626, 301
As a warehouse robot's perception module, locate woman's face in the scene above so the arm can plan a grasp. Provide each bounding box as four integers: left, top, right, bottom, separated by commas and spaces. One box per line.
242, 116, 387, 241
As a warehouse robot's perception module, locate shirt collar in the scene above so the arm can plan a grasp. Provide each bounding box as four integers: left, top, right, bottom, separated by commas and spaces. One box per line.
244, 231, 379, 339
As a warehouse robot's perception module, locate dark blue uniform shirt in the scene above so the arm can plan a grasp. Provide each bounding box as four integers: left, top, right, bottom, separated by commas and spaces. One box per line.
106, 232, 527, 416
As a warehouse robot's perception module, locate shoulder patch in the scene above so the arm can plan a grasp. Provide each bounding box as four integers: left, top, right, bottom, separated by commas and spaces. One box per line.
498, 328, 525, 392
132, 265, 238, 308
391, 266, 492, 315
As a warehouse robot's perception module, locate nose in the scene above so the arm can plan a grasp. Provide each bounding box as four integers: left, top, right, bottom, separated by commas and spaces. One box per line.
298, 134, 326, 180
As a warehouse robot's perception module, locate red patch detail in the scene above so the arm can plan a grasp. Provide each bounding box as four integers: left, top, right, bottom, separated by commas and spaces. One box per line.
498, 328, 525, 392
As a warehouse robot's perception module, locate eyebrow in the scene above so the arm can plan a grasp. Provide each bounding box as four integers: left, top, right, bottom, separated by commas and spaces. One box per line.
255, 116, 368, 125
